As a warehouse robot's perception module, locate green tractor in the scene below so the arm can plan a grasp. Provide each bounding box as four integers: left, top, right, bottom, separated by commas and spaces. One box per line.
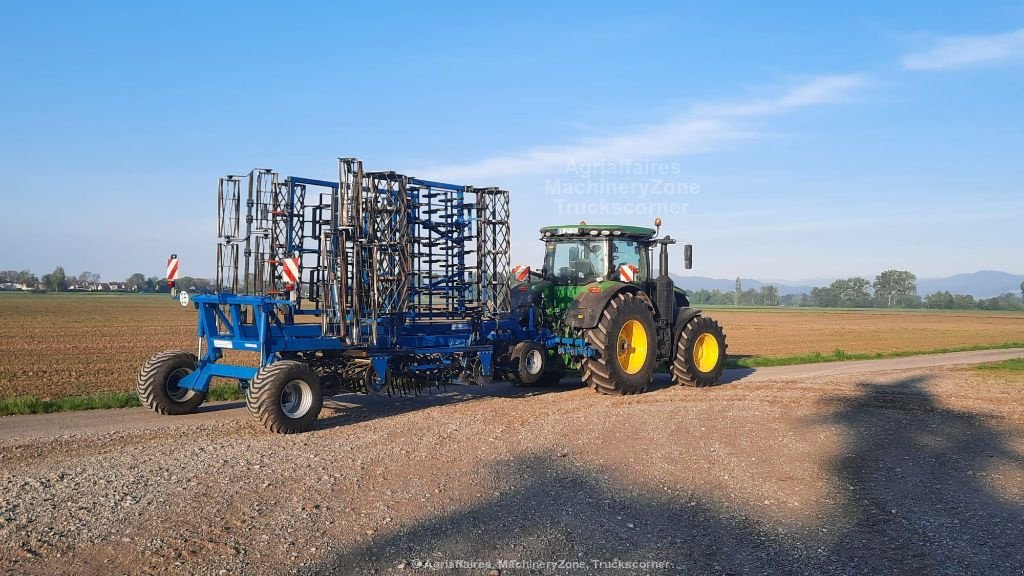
509, 221, 727, 393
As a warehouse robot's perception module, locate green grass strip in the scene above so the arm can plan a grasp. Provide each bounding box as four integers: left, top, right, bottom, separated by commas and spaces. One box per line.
0, 384, 245, 417
973, 357, 1024, 372
727, 341, 1024, 369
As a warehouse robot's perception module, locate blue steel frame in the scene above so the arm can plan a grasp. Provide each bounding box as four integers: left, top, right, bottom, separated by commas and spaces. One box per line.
175, 292, 530, 393
178, 172, 545, 394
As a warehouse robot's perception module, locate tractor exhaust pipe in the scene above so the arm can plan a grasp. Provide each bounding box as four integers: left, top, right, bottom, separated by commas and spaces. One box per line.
659, 240, 670, 278
655, 236, 677, 318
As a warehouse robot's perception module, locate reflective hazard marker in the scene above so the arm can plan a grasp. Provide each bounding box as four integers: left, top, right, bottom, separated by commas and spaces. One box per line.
283, 255, 301, 287
618, 263, 638, 282
512, 264, 530, 282
166, 254, 180, 288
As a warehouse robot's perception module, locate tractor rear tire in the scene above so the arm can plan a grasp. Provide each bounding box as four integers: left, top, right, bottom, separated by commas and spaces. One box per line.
671, 315, 728, 387
581, 292, 657, 395
247, 361, 323, 434
137, 350, 207, 415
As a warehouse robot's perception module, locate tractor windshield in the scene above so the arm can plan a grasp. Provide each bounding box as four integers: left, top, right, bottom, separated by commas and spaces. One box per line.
543, 239, 608, 284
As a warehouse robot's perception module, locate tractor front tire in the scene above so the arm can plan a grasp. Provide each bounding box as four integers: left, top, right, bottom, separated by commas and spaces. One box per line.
247, 361, 323, 434
137, 350, 207, 415
582, 292, 657, 395
671, 315, 728, 387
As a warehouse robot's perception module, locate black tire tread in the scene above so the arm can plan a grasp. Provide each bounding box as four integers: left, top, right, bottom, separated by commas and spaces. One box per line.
671, 315, 728, 387
511, 341, 547, 386
137, 350, 206, 415
247, 360, 322, 434
581, 292, 656, 395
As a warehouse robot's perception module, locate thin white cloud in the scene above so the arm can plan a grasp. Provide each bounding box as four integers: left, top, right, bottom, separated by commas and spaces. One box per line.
418, 74, 867, 181
902, 28, 1024, 70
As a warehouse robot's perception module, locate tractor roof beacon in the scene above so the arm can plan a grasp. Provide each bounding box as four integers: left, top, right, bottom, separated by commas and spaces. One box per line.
138, 163, 727, 434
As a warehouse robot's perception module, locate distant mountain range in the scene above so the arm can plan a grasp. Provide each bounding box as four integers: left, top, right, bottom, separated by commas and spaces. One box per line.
673, 270, 1024, 299
672, 276, 816, 296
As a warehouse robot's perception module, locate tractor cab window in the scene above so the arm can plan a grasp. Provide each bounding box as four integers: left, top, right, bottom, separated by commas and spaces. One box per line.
611, 239, 647, 283
544, 239, 608, 284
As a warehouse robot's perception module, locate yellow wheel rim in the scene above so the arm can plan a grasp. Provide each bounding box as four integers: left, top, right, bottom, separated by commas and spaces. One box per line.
692, 332, 720, 373
616, 319, 648, 375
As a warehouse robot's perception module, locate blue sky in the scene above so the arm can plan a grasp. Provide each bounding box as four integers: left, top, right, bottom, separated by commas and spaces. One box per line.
1, 1, 1022, 282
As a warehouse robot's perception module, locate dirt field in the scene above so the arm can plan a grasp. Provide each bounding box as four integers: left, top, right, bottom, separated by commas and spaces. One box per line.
1, 293, 1023, 399
1, 363, 1021, 574
708, 306, 1024, 359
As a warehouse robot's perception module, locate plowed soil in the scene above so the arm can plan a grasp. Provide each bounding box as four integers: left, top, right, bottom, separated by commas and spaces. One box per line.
1, 293, 1022, 398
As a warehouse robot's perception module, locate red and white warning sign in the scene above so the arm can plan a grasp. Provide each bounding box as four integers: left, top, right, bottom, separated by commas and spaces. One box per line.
512, 264, 530, 282
166, 254, 180, 281
282, 255, 301, 286
618, 263, 639, 282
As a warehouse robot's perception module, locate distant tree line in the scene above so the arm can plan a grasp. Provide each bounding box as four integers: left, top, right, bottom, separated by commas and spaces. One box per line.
0, 267, 214, 294
687, 270, 1024, 311
688, 285, 780, 306
6, 266, 1024, 312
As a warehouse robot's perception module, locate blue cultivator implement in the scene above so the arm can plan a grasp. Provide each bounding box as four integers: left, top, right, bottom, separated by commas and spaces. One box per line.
138, 158, 536, 433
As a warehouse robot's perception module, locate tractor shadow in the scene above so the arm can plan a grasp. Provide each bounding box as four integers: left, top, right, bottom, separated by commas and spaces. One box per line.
314, 377, 584, 430
315, 365, 758, 429
302, 375, 1024, 574
642, 366, 756, 391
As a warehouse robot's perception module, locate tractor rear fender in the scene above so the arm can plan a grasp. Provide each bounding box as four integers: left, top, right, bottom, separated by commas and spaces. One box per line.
672, 307, 703, 349
565, 283, 653, 329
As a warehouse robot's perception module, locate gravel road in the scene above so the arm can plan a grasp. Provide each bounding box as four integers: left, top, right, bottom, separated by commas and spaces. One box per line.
1, 350, 1022, 575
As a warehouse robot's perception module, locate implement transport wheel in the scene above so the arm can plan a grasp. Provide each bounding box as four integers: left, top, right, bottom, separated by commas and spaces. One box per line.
582, 292, 657, 395
511, 341, 547, 385
247, 361, 323, 434
137, 350, 207, 415
671, 315, 728, 387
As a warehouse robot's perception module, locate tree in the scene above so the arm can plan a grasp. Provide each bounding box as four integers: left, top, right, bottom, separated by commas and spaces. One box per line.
127, 273, 146, 291
126, 273, 147, 291
873, 270, 917, 307
924, 291, 955, 309
16, 270, 38, 287
1020, 280, 1024, 300
175, 276, 214, 293
952, 293, 977, 309
43, 266, 67, 292
739, 288, 761, 306
77, 271, 100, 286
831, 277, 872, 307
760, 285, 779, 306
809, 286, 839, 307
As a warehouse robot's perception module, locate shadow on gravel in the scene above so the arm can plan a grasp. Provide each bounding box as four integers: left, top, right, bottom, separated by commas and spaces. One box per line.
719, 367, 756, 385
817, 375, 1024, 574
300, 451, 805, 575
194, 401, 246, 413
314, 378, 584, 431
303, 376, 1023, 575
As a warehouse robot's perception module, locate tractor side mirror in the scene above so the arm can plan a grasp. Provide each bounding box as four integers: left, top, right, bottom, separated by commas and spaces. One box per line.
684, 244, 693, 270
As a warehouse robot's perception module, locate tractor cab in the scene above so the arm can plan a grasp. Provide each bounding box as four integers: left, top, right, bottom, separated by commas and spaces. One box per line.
539, 224, 656, 285
511, 220, 727, 396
